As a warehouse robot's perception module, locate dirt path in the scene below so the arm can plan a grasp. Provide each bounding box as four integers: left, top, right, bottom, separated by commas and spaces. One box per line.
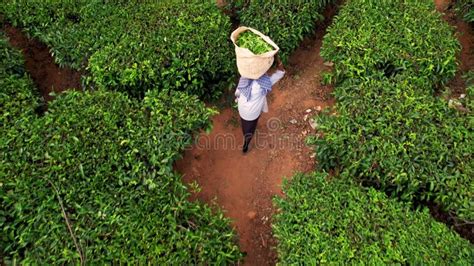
2, 24, 81, 102
175, 7, 338, 265
435, 0, 474, 96
432, 0, 474, 243
4, 1, 468, 262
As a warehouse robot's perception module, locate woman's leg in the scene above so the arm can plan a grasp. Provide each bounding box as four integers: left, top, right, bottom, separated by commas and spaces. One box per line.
241, 116, 260, 153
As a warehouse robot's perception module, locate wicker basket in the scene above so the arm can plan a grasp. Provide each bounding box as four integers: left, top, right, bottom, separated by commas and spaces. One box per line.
231, 26, 279, 79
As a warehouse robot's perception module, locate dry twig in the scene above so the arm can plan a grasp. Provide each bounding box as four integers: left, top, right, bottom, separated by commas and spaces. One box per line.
47, 179, 85, 265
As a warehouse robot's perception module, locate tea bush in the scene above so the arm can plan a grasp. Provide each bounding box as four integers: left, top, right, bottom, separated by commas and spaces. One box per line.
229, 0, 335, 63
1, 1, 234, 99
309, 79, 473, 220
273, 172, 473, 264
456, 0, 474, 23
236, 31, 273, 54
0, 32, 39, 127
87, 2, 234, 99
314, 0, 473, 220
0, 1, 122, 69
0, 90, 242, 264
321, 0, 460, 87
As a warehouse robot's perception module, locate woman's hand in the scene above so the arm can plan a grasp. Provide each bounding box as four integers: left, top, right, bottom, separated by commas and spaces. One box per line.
235, 89, 241, 103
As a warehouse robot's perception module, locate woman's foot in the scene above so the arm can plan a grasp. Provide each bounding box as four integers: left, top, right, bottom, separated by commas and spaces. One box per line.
242, 142, 249, 153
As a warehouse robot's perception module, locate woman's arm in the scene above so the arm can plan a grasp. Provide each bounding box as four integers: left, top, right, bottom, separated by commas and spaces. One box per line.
270, 55, 286, 85
270, 70, 285, 85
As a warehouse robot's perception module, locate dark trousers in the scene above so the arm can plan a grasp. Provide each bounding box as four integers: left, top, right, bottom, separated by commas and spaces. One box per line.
241, 116, 260, 149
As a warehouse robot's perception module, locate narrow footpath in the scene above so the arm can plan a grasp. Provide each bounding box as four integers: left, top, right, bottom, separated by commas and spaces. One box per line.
175, 6, 339, 265
432, 0, 474, 243
2, 24, 81, 102
435, 0, 474, 97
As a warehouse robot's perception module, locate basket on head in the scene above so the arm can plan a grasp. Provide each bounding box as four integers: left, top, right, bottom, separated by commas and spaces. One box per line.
231, 26, 279, 79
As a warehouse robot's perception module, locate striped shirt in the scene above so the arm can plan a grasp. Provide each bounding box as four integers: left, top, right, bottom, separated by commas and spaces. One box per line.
235, 70, 285, 121
237, 75, 272, 102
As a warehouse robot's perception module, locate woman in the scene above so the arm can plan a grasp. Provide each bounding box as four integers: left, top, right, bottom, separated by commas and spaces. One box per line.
235, 59, 285, 153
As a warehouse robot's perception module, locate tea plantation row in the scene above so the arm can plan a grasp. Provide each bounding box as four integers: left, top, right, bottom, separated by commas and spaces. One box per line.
2, 0, 472, 263
274, 0, 473, 263
0, 0, 342, 263
2, 0, 338, 98
226, 0, 335, 63
274, 172, 473, 264
0, 33, 241, 263
1, 0, 234, 99
318, 0, 473, 221
0, 32, 39, 126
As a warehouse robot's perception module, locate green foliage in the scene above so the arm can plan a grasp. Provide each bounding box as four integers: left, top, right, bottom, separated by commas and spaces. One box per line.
309, 79, 473, 220
321, 71, 335, 85
456, 0, 474, 23
0, 32, 39, 128
314, 0, 473, 221
0, 20, 240, 263
231, 0, 334, 63
466, 9, 474, 22
463, 71, 474, 110
1, 0, 235, 99
321, 0, 460, 87
274, 172, 474, 264
0, 90, 241, 264
236, 31, 273, 54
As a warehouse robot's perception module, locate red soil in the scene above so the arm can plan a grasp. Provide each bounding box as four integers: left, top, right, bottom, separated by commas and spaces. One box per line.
432, 0, 474, 243
175, 6, 339, 266
2, 24, 81, 102
1, 0, 469, 263
178, 1, 474, 264
435, 0, 474, 96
